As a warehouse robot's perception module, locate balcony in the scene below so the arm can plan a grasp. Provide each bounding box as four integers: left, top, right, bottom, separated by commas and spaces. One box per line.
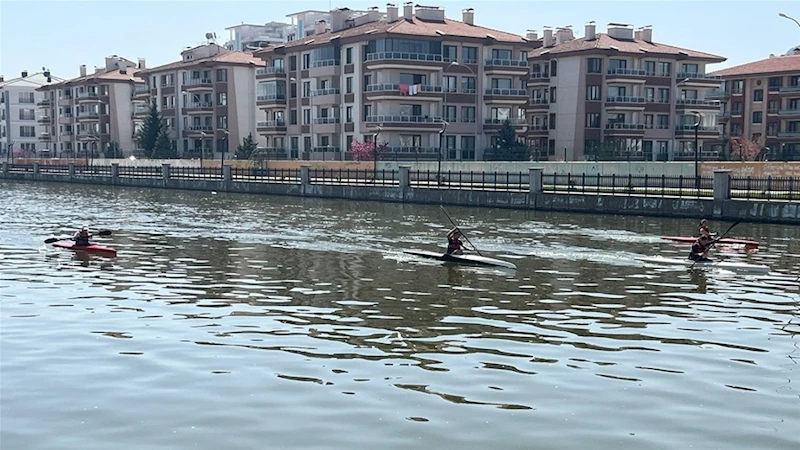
484, 59, 528, 74
132, 85, 151, 98
606, 68, 650, 83
311, 88, 341, 105
779, 85, 800, 93
778, 131, 800, 137
38, 133, 51, 142
37, 116, 51, 125
256, 120, 287, 133
76, 131, 101, 140
365, 115, 444, 129
183, 102, 213, 114
528, 72, 550, 85
484, 88, 528, 103
528, 99, 550, 109
604, 123, 647, 135
365, 83, 443, 100
313, 117, 341, 125
256, 66, 286, 78
37, 98, 51, 107
256, 94, 286, 108
526, 125, 550, 135
76, 111, 100, 121
184, 125, 214, 136
133, 106, 150, 117
76, 92, 101, 102
675, 98, 721, 109
675, 125, 720, 135
484, 118, 528, 128
365, 52, 444, 69
311, 88, 340, 96
605, 96, 648, 109
779, 108, 800, 116
705, 89, 730, 100
676, 72, 723, 84
731, 88, 743, 95
183, 78, 213, 90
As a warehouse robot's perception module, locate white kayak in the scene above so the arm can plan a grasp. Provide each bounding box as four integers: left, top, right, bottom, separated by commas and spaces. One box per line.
638, 256, 770, 273
404, 250, 517, 270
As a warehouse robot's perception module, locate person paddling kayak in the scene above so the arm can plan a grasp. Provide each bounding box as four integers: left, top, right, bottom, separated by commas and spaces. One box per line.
688, 234, 714, 262
698, 219, 715, 239
446, 228, 475, 255
73, 225, 93, 246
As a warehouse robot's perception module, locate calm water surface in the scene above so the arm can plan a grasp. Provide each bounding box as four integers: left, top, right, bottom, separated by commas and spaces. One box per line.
1, 180, 798, 450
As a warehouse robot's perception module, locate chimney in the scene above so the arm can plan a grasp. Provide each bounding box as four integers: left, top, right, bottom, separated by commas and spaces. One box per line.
79, 65, 87, 77
138, 58, 146, 69
585, 21, 596, 40
21, 71, 28, 78
641, 26, 653, 43
0, 76, 4, 83
314, 20, 328, 35
526, 29, 538, 41
634, 28, 643, 40
543, 27, 554, 47
387, 3, 398, 21
462, 8, 474, 25
403, 2, 413, 21
331, 8, 349, 32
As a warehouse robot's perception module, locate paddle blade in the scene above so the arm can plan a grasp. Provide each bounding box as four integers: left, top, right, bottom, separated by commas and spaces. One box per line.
97, 230, 112, 236
44, 238, 60, 244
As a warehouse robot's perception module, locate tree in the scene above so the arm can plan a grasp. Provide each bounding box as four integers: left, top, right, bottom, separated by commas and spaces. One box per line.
488, 119, 528, 160
235, 133, 258, 160
350, 139, 387, 162
104, 141, 123, 159
730, 135, 762, 161
152, 127, 177, 159
135, 101, 164, 158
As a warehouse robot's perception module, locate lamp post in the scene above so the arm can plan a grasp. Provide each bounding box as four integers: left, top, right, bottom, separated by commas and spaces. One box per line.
218, 128, 229, 168
692, 111, 701, 189
779, 12, 800, 28
445, 61, 478, 160
437, 120, 449, 184
372, 125, 382, 176
199, 131, 207, 168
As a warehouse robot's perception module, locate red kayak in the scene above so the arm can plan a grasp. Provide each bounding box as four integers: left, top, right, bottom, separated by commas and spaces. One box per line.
52, 240, 118, 256
661, 236, 759, 247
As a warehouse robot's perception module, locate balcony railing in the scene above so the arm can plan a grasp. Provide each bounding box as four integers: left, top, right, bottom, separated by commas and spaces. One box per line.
37, 98, 51, 106
312, 88, 341, 96
606, 68, 651, 76
187, 125, 213, 132
365, 52, 443, 62
133, 106, 150, 114
256, 120, 286, 128
778, 109, 800, 115
484, 118, 528, 125
311, 146, 342, 153
779, 85, 800, 93
605, 123, 647, 130
605, 96, 648, 103
485, 59, 528, 68
778, 131, 800, 137
731, 88, 744, 95
529, 72, 550, 80
184, 78, 213, 87
676, 72, 722, 80
528, 125, 549, 132
76, 92, 99, 99
675, 125, 719, 132
365, 83, 443, 93
311, 59, 340, 68
186, 102, 213, 109
484, 88, 527, 96
705, 89, 730, 98
365, 115, 443, 123
133, 85, 150, 94
77, 111, 100, 118
256, 66, 286, 75
529, 99, 549, 106
313, 117, 341, 124
257, 94, 286, 102
676, 98, 720, 106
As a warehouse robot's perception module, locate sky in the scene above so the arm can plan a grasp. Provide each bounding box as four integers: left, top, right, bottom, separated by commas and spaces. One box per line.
1, 0, 799, 80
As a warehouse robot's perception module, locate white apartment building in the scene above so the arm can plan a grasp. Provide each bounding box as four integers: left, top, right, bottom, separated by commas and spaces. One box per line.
137, 43, 265, 158
1, 71, 65, 158
38, 56, 145, 158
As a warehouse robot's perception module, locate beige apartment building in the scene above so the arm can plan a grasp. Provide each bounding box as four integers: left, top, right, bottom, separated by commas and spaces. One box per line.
709, 51, 800, 161
37, 56, 144, 158
136, 43, 264, 159
254, 3, 538, 160
526, 22, 726, 161
1, 71, 65, 158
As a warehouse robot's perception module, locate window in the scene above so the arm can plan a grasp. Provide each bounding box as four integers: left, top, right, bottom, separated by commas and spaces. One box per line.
399, 134, 422, 149
346, 77, 353, 94
491, 49, 512, 60
363, 74, 372, 87
460, 77, 476, 93
519, 50, 528, 61
491, 107, 510, 121
302, 53, 311, 70
444, 105, 456, 121
346, 106, 353, 122
644, 114, 654, 128
768, 99, 779, 113
460, 106, 475, 123
303, 109, 311, 125
491, 78, 512, 89
217, 92, 227, 106
19, 125, 36, 137
18, 92, 35, 103
216, 69, 227, 82
443, 76, 456, 92
462, 46, 477, 63
320, 136, 330, 147
645, 87, 655, 101
658, 88, 670, 102
658, 61, 671, 77
443, 45, 458, 62
752, 111, 763, 123
345, 47, 353, 64
18, 108, 35, 120
548, 113, 556, 129
290, 109, 297, 125
587, 58, 602, 74
767, 122, 779, 136
609, 59, 627, 70
217, 115, 227, 129
363, 104, 372, 119
550, 60, 557, 76
657, 114, 669, 129
609, 86, 627, 98
304, 136, 312, 151
587, 85, 600, 100
290, 56, 297, 71
681, 63, 699, 74
732, 80, 744, 92
753, 89, 764, 102
644, 61, 656, 75
768, 77, 782, 91
731, 123, 742, 136
680, 89, 697, 100
399, 104, 423, 116
460, 136, 476, 160
302, 81, 311, 97
290, 83, 297, 98
732, 102, 743, 115
586, 113, 600, 128
550, 87, 557, 103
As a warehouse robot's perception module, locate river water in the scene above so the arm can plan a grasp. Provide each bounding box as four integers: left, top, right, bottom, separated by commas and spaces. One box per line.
1, 180, 798, 450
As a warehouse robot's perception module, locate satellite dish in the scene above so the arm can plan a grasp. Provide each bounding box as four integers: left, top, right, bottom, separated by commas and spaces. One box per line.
205, 32, 213, 39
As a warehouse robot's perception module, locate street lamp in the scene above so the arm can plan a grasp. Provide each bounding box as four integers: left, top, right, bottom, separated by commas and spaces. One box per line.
692, 111, 702, 189
445, 61, 478, 160
218, 128, 229, 168
372, 125, 382, 175
437, 120, 449, 184
199, 131, 207, 167
779, 12, 800, 28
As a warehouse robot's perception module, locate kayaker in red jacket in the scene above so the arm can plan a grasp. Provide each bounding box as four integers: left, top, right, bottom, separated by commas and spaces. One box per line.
446, 228, 474, 255
73, 226, 93, 246
688, 235, 713, 262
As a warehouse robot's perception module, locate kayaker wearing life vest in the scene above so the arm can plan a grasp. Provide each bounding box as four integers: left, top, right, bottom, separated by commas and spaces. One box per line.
73, 225, 93, 246
688, 234, 714, 262
698, 219, 714, 239
446, 228, 471, 255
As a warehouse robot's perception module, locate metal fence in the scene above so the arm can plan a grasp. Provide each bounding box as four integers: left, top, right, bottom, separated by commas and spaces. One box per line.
308, 168, 398, 186
410, 170, 529, 192
543, 173, 714, 197
731, 176, 799, 201
231, 167, 300, 183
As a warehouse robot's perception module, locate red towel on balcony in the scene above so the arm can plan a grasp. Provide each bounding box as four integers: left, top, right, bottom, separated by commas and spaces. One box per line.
399, 83, 409, 95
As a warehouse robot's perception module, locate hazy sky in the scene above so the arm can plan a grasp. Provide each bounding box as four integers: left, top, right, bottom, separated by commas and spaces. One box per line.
2, 0, 799, 80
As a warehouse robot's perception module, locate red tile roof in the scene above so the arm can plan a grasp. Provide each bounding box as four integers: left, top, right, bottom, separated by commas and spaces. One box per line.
140, 49, 264, 74
709, 54, 800, 77
40, 67, 144, 89
530, 33, 725, 62
257, 15, 528, 54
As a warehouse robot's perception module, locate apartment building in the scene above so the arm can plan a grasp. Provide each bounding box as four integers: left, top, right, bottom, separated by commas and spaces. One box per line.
137, 43, 264, 159
526, 22, 726, 161
1, 71, 65, 157
37, 56, 144, 158
709, 51, 800, 160
254, 3, 537, 160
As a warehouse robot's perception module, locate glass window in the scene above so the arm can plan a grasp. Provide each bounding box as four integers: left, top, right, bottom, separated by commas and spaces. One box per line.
587, 58, 602, 74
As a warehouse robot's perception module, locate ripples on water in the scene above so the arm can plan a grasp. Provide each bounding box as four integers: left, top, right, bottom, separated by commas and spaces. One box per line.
1, 181, 798, 449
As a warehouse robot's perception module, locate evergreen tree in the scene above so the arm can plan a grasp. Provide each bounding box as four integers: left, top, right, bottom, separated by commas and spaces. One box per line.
152, 127, 177, 159
235, 133, 258, 160
105, 141, 123, 159
135, 101, 164, 158
496, 119, 519, 151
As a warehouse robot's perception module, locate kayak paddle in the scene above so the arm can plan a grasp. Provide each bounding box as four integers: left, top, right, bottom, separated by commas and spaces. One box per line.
689, 219, 742, 269
440, 205, 483, 256
44, 230, 113, 244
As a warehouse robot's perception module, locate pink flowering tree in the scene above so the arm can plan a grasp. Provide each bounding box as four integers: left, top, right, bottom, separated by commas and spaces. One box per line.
350, 139, 388, 161
730, 136, 763, 161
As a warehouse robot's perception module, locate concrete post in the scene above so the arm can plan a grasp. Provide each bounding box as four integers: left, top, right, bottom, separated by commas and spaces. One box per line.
111, 163, 119, 182
713, 169, 731, 201
301, 165, 310, 187
1, 162, 7, 175
33, 163, 40, 176
223, 165, 232, 182
162, 164, 170, 182
529, 167, 543, 194
68, 163, 76, 178
399, 165, 410, 189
